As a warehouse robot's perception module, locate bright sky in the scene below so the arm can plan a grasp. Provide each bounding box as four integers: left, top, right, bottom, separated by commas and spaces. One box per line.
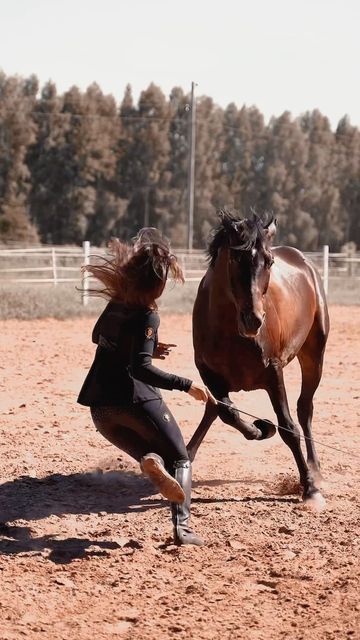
1, 0, 359, 129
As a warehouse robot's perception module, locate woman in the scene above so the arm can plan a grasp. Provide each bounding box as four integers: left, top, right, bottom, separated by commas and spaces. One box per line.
78, 228, 213, 546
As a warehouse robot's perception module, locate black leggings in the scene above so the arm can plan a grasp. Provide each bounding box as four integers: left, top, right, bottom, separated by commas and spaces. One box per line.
90, 399, 189, 470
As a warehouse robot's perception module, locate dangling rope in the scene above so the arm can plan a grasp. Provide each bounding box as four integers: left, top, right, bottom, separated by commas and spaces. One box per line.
215, 400, 360, 461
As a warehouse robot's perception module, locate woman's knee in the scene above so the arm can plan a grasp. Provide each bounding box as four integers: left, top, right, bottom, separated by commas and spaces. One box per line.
144, 404, 189, 465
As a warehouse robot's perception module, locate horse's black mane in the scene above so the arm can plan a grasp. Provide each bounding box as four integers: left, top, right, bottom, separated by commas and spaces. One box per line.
207, 210, 271, 267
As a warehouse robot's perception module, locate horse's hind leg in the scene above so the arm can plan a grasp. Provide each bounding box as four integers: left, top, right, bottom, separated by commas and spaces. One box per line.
297, 323, 328, 483
266, 362, 325, 507
186, 399, 219, 462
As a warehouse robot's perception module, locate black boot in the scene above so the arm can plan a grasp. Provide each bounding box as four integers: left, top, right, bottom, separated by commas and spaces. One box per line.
171, 460, 204, 546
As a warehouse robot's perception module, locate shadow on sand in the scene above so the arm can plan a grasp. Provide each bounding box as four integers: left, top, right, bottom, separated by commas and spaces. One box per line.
0, 469, 162, 563
0, 469, 300, 563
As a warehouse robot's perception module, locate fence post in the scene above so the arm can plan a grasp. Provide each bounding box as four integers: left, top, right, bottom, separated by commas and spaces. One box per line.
181, 253, 186, 280
323, 244, 329, 296
82, 241, 90, 306
51, 248, 58, 286
347, 245, 355, 277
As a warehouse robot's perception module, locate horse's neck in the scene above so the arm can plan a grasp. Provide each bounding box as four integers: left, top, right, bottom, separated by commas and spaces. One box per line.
207, 250, 238, 332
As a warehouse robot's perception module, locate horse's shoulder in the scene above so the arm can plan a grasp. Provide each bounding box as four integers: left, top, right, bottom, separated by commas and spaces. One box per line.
273, 245, 307, 266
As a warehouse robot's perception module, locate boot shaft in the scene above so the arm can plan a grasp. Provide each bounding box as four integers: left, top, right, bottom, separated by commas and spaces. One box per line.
171, 459, 204, 546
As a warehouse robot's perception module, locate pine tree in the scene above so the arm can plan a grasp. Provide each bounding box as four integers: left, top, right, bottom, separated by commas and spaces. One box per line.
165, 86, 191, 246
0, 72, 39, 243
299, 110, 344, 249
335, 116, 360, 248
264, 111, 318, 249
28, 82, 125, 244
117, 84, 172, 239
193, 96, 223, 246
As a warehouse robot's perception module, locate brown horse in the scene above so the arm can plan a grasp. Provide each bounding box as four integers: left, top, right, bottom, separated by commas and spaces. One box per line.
188, 210, 329, 507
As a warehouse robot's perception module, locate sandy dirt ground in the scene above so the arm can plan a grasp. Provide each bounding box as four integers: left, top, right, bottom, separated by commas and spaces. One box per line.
0, 306, 359, 640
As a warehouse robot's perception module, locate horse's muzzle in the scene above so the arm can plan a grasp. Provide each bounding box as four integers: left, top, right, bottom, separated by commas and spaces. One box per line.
239, 311, 265, 337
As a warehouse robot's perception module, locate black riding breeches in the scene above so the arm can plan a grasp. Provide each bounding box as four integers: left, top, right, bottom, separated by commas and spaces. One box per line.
90, 399, 189, 470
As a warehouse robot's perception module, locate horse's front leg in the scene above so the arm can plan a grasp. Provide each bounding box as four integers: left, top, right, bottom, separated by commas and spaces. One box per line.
195, 364, 275, 442
266, 362, 326, 509
217, 397, 275, 440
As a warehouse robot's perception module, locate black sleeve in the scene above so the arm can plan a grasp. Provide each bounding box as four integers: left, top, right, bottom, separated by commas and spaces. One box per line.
91, 302, 112, 344
130, 310, 192, 392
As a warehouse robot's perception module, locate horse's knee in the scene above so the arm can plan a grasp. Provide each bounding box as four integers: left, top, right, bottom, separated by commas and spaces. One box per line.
218, 403, 235, 426
218, 402, 262, 440
297, 396, 313, 419
218, 403, 243, 429
278, 421, 301, 446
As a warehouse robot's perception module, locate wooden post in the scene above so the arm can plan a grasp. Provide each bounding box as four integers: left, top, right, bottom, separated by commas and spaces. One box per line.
51, 248, 58, 286
187, 81, 196, 252
323, 244, 329, 296
82, 241, 90, 306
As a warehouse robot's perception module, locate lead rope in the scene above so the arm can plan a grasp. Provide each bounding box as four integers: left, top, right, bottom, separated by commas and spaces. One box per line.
214, 399, 360, 461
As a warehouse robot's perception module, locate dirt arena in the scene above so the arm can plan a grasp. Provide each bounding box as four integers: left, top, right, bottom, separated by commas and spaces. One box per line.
0, 306, 359, 640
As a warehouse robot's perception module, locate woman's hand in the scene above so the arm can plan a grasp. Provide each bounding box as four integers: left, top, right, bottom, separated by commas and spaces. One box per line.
187, 383, 216, 404
153, 342, 177, 360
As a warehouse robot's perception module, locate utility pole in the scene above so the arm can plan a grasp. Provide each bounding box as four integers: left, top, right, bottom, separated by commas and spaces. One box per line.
144, 185, 150, 227
187, 81, 196, 251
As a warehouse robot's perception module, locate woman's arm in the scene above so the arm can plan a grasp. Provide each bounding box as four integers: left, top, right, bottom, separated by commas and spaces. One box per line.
130, 311, 192, 391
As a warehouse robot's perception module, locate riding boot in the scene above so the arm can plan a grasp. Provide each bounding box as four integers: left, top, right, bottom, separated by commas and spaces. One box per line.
171, 460, 204, 546
140, 453, 185, 504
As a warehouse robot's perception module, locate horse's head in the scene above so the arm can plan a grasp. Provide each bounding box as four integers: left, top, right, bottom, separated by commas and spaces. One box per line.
209, 211, 276, 337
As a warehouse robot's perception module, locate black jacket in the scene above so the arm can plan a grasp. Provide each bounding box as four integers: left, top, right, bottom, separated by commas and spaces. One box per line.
77, 302, 192, 407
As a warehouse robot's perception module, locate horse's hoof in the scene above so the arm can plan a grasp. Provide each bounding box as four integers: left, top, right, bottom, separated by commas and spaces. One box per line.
303, 491, 326, 512
254, 419, 277, 440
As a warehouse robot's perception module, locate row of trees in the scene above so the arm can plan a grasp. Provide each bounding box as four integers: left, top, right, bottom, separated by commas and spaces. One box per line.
0, 71, 359, 250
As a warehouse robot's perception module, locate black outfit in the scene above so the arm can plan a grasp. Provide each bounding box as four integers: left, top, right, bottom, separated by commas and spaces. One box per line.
78, 302, 192, 468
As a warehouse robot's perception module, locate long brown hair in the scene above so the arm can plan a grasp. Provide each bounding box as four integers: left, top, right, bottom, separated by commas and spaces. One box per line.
82, 228, 184, 308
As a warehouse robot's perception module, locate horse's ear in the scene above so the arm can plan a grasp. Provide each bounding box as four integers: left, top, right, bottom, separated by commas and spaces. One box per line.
218, 209, 239, 232
264, 218, 277, 242
218, 210, 227, 225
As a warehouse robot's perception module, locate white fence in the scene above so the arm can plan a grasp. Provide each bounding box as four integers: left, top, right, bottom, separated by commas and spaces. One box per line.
0, 243, 359, 305
0, 242, 209, 305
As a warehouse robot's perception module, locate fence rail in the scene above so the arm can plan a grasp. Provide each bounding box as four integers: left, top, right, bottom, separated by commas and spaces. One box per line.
0, 243, 359, 305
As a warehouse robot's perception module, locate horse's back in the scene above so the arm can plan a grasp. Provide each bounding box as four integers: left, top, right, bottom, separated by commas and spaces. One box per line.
271, 246, 329, 338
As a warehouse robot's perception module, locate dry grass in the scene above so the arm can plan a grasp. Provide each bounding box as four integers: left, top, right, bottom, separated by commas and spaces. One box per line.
327, 277, 360, 304
0, 276, 358, 320
0, 284, 104, 320
0, 281, 200, 320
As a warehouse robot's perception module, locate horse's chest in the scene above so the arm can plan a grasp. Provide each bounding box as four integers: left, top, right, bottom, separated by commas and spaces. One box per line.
203, 334, 265, 391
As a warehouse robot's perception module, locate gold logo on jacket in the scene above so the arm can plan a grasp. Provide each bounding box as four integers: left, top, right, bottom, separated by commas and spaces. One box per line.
145, 327, 154, 338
